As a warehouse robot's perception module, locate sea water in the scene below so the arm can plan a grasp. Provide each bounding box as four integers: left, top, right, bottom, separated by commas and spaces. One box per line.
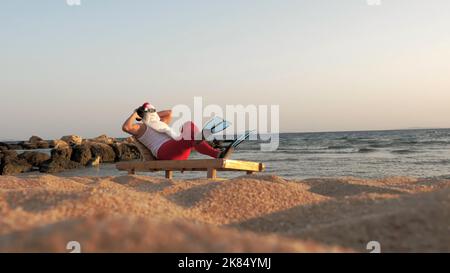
14, 129, 450, 180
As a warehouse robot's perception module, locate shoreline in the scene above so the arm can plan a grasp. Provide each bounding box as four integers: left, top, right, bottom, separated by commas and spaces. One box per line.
1, 173, 449, 252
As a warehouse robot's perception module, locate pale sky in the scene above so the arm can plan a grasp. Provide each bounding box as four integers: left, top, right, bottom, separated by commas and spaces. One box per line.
1, 0, 450, 140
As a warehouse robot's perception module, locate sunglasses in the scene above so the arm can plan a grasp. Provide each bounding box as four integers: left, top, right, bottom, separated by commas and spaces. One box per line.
136, 107, 157, 121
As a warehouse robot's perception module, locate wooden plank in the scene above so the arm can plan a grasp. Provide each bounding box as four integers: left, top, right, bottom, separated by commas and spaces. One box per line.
117, 159, 226, 172
222, 160, 264, 172
116, 159, 265, 176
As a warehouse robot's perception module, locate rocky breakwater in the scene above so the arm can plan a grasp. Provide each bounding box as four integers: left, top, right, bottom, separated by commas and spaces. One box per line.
1, 135, 141, 175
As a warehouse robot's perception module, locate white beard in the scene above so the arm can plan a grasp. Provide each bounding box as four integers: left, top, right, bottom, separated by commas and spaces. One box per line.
142, 112, 180, 139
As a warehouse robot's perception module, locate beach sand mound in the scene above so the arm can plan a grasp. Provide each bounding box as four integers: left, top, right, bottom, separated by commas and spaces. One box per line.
0, 215, 347, 253
0, 174, 449, 252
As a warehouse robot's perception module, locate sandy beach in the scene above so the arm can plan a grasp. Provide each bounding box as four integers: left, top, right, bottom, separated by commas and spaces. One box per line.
0, 173, 449, 253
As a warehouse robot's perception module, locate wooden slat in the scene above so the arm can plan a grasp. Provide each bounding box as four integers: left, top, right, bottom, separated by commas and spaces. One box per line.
117, 159, 225, 172
222, 160, 265, 172
116, 159, 264, 180
116, 159, 263, 173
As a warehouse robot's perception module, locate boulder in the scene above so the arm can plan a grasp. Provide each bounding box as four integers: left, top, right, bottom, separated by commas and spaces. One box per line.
1, 150, 18, 163
26, 137, 50, 149
39, 158, 82, 174
39, 146, 81, 173
61, 135, 83, 146
71, 143, 92, 166
91, 134, 115, 145
1, 150, 31, 175
111, 143, 141, 161
53, 139, 70, 149
36, 141, 50, 149
51, 146, 72, 161
47, 140, 56, 148
0, 158, 32, 175
6, 143, 23, 150
18, 151, 51, 167
124, 137, 135, 143
21, 142, 38, 150
29, 136, 43, 144
0, 142, 10, 150
90, 143, 116, 163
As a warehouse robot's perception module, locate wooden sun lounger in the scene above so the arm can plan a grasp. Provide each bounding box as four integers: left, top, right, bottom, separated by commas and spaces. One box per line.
116, 137, 265, 179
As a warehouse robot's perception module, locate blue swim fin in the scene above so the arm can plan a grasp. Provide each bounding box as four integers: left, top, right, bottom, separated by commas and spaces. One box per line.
202, 117, 231, 140
231, 130, 254, 148
218, 130, 255, 158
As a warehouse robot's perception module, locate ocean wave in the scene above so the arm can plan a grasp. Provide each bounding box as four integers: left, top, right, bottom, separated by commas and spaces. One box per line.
264, 158, 300, 162
397, 140, 419, 145
391, 149, 417, 154
327, 145, 352, 150
413, 159, 450, 165
416, 140, 450, 145
277, 150, 328, 155
358, 148, 377, 153
369, 143, 393, 148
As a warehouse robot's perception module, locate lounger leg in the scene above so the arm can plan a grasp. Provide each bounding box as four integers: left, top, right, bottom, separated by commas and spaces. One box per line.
165, 170, 173, 179
246, 171, 254, 175
128, 169, 136, 175
207, 168, 217, 179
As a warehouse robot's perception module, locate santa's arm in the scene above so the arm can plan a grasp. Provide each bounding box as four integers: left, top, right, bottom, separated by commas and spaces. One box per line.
158, 110, 172, 124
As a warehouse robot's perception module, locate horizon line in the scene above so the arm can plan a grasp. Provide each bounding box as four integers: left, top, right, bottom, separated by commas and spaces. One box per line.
1, 127, 450, 142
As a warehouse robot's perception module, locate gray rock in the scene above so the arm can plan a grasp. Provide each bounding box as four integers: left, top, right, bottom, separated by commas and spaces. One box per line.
39, 158, 82, 173
51, 146, 72, 161
61, 135, 82, 146
1, 157, 32, 175
52, 140, 70, 149
18, 151, 51, 167
90, 142, 116, 163
29, 136, 43, 144
6, 143, 23, 150
1, 150, 18, 163
71, 143, 92, 166
90, 134, 115, 145
21, 142, 38, 150
37, 141, 50, 149
23, 138, 50, 149
0, 142, 10, 150
39, 146, 81, 173
111, 143, 141, 161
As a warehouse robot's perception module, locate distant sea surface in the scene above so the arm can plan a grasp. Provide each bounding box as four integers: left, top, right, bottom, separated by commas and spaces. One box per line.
14, 129, 450, 180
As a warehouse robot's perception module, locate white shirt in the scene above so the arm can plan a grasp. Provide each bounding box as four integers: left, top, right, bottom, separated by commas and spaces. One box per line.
137, 125, 171, 157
